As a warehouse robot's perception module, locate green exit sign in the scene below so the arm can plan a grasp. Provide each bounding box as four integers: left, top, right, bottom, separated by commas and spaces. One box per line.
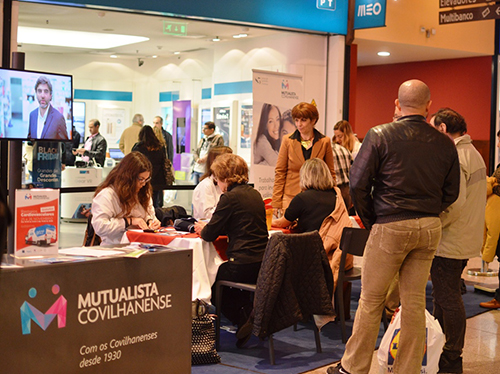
163, 21, 187, 36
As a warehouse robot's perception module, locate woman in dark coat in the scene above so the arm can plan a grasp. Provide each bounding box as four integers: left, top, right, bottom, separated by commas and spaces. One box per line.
132, 125, 167, 208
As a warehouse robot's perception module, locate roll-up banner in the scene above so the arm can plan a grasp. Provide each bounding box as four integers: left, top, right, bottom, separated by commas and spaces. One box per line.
251, 70, 304, 199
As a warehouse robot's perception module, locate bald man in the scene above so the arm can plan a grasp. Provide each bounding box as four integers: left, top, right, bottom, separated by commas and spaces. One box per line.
328, 80, 460, 374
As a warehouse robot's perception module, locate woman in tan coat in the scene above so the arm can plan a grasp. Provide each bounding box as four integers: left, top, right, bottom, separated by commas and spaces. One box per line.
271, 102, 336, 214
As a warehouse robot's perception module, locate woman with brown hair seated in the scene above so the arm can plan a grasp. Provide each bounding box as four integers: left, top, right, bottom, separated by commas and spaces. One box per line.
92, 152, 161, 245
194, 153, 268, 348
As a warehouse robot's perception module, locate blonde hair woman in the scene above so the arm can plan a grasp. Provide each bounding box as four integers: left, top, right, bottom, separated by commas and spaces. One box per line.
334, 120, 362, 159
273, 158, 340, 233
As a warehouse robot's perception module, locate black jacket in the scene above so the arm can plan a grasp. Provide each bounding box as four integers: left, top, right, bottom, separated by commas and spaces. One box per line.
350, 115, 460, 229
201, 184, 268, 264
84, 133, 107, 167
252, 231, 334, 338
132, 142, 167, 190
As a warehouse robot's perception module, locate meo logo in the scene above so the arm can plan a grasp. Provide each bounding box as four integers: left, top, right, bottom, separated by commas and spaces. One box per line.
317, 0, 336, 11
20, 284, 67, 335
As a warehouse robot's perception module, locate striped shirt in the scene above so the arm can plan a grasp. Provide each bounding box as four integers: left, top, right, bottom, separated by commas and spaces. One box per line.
331, 142, 352, 185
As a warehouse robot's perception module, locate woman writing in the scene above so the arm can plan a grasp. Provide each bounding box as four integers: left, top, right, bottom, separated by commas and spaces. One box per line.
194, 153, 268, 348
91, 152, 160, 245
132, 125, 168, 208
192, 146, 232, 220
272, 102, 336, 214
253, 103, 281, 166
333, 120, 362, 159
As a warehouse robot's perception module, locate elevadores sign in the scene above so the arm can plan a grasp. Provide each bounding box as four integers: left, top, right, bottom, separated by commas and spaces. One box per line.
0, 250, 192, 373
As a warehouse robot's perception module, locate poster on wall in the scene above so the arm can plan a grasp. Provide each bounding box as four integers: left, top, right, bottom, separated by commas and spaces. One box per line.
213, 107, 230, 146
15, 188, 59, 257
99, 107, 126, 147
31, 141, 62, 188
240, 105, 253, 149
172, 100, 191, 174
251, 69, 304, 199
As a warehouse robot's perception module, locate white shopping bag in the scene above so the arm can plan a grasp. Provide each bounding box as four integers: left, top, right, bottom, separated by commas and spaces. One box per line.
377, 307, 445, 374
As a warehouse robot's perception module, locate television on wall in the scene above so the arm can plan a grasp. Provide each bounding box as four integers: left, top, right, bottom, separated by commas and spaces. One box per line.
0, 68, 73, 141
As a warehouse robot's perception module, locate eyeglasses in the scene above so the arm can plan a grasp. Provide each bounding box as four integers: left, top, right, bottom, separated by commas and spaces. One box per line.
202, 127, 210, 131
137, 176, 151, 183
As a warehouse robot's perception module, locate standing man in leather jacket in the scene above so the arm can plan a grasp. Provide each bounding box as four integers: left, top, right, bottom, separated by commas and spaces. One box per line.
328, 79, 460, 374
73, 119, 107, 167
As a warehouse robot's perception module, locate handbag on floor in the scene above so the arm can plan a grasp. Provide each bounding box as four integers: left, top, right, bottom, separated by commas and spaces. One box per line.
191, 299, 221, 365
377, 306, 444, 374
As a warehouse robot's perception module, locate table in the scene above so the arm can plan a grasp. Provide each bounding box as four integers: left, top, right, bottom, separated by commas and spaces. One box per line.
122, 229, 225, 304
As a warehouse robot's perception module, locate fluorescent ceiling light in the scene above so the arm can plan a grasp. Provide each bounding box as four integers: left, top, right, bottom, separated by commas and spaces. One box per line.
110, 54, 117, 58
378, 51, 391, 57
18, 26, 149, 49
173, 51, 180, 55
212, 36, 220, 42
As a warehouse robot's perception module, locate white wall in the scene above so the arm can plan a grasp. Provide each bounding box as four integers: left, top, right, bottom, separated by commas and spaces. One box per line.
23, 30, 345, 160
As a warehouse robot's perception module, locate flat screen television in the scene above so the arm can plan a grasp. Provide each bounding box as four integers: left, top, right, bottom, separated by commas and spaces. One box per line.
0, 67, 73, 141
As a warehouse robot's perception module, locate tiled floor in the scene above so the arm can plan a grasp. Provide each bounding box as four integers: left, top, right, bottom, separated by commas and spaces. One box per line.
60, 222, 500, 374
304, 256, 500, 374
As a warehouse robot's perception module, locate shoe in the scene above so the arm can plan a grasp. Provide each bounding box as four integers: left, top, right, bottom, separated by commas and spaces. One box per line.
479, 298, 500, 309
326, 362, 350, 374
235, 311, 253, 348
438, 355, 463, 373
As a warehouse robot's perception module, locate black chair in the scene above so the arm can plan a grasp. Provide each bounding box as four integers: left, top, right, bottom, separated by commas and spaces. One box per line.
335, 227, 388, 343
214, 231, 332, 365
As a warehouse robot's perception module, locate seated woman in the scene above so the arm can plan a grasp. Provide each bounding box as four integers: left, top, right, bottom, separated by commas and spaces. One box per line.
273, 158, 338, 233
191, 146, 232, 220
194, 153, 268, 348
92, 152, 161, 245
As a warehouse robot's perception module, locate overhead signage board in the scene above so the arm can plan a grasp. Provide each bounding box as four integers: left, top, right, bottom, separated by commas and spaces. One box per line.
354, 0, 387, 30
42, 0, 348, 35
163, 21, 187, 36
439, 0, 491, 9
439, 5, 500, 25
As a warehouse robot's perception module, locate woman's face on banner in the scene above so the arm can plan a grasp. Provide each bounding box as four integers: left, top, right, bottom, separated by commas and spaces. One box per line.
266, 106, 280, 140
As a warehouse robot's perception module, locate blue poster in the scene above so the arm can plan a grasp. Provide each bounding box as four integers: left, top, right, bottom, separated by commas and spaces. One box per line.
32, 141, 62, 188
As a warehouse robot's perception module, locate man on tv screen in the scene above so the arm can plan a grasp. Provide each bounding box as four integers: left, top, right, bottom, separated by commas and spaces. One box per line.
28, 76, 68, 140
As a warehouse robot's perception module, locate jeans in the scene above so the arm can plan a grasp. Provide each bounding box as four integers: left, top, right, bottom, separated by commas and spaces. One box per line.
152, 190, 163, 208
192, 171, 203, 185
342, 217, 442, 374
431, 256, 468, 364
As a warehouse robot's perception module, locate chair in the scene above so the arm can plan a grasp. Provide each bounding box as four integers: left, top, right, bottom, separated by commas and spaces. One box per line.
215, 231, 334, 365
82, 214, 101, 246
335, 227, 388, 343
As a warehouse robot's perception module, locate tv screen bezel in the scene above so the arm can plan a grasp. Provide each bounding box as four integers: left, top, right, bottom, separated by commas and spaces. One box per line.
0, 67, 73, 142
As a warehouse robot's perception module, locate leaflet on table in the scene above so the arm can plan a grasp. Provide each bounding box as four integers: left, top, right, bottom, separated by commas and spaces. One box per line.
15, 189, 60, 257
58, 247, 125, 257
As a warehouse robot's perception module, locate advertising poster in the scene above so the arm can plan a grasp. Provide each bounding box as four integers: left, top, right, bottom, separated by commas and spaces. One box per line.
240, 105, 253, 149
251, 70, 304, 199
15, 188, 59, 257
213, 107, 230, 146
32, 141, 62, 188
99, 107, 126, 147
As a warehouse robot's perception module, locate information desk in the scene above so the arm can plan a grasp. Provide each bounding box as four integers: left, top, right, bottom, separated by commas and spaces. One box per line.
122, 230, 225, 304
0, 250, 192, 373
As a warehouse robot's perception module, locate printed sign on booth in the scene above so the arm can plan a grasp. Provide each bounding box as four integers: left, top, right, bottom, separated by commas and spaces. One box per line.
354, 0, 387, 30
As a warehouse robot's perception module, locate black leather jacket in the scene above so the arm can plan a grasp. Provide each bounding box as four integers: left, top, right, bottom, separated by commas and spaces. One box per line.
350, 115, 460, 230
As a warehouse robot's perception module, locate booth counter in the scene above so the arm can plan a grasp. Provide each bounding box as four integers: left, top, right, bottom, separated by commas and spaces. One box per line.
0, 249, 192, 373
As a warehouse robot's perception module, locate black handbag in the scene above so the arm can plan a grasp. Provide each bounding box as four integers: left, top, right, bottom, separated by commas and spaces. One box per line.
191, 299, 220, 365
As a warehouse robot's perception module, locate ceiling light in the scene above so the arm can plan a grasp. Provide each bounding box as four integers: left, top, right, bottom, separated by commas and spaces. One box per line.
239, 33, 248, 38
152, 55, 157, 58
110, 54, 117, 58
18, 26, 149, 49
377, 51, 391, 57
233, 34, 241, 39
212, 36, 220, 42
173, 51, 180, 55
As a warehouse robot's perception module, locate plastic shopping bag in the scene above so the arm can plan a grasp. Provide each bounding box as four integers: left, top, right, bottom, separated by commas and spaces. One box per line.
377, 306, 445, 374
